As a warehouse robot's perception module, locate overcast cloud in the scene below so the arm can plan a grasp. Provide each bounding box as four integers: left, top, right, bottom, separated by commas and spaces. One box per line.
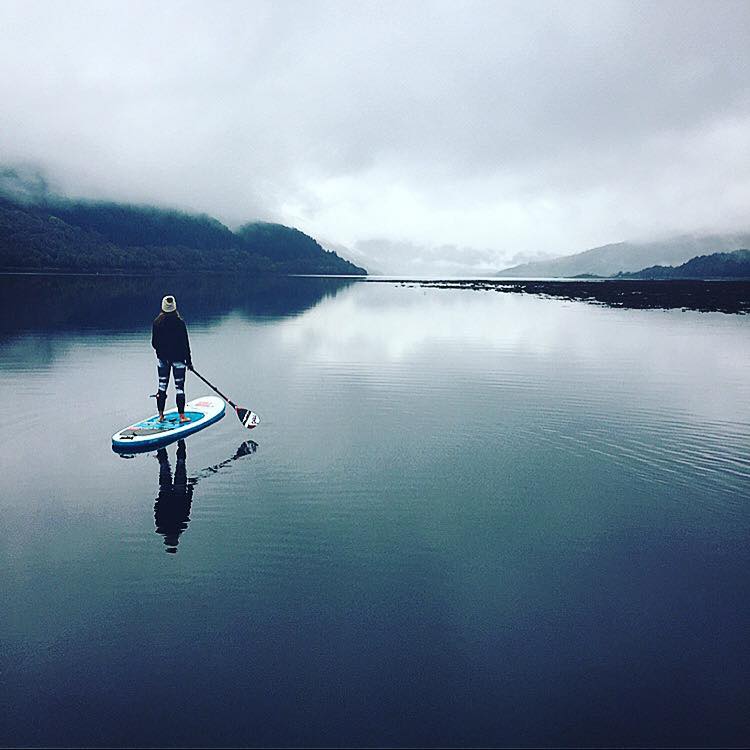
1, 0, 749, 272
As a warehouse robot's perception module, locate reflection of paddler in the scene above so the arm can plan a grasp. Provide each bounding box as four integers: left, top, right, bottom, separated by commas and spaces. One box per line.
152, 439, 258, 553
154, 440, 194, 553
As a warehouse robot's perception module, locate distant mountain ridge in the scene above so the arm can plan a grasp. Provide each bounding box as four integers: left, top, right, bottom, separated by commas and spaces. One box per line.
497, 233, 750, 278
616, 249, 750, 279
0, 170, 366, 275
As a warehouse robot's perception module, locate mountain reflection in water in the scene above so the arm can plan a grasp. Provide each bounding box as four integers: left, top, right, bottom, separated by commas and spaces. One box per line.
0, 272, 357, 337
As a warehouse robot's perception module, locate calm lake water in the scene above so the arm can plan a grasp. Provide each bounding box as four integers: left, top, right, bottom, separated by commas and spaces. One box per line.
1, 274, 749, 747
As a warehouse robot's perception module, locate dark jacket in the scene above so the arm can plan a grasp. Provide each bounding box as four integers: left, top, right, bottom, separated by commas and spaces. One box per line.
152, 312, 192, 366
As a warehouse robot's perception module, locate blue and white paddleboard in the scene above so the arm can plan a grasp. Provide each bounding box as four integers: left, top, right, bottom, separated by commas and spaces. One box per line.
112, 395, 225, 452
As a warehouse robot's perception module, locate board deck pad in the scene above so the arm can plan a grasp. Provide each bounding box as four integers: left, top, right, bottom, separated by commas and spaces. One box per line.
112, 396, 226, 451
120, 411, 205, 436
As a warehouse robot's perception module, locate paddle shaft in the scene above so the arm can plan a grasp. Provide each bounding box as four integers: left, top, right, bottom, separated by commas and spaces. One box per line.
189, 368, 238, 410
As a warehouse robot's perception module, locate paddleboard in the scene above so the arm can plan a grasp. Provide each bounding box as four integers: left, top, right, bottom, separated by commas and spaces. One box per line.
112, 395, 225, 452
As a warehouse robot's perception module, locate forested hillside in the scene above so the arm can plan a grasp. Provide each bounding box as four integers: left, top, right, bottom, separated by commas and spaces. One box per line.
616, 249, 750, 279
0, 194, 366, 275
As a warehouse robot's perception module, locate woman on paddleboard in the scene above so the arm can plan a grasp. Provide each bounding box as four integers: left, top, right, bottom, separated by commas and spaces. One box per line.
152, 295, 193, 423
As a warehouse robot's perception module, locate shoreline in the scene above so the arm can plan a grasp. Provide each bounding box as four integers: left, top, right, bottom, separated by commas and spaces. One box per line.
2, 271, 748, 314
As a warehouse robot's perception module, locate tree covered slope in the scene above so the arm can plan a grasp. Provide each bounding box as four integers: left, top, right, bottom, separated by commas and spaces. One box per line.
0, 194, 366, 275
497, 234, 750, 278
616, 249, 750, 279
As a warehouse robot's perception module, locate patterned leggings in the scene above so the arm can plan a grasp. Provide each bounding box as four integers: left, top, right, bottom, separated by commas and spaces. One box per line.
156, 358, 187, 414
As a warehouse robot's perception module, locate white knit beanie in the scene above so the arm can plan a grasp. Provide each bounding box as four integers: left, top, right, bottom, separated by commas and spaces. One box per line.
161, 295, 177, 313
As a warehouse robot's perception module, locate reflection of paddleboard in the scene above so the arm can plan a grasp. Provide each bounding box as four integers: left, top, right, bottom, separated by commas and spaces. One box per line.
112, 395, 225, 452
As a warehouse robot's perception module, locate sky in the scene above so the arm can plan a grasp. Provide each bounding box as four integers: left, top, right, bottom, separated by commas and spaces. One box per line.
1, 0, 749, 273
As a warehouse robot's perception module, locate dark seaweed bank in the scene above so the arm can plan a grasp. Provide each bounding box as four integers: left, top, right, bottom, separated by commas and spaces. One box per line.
368, 278, 750, 314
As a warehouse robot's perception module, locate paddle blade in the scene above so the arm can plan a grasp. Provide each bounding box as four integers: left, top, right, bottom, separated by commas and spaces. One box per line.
236, 407, 260, 429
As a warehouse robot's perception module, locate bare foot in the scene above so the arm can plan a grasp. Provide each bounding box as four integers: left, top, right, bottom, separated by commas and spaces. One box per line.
158, 413, 165, 422
179, 414, 190, 423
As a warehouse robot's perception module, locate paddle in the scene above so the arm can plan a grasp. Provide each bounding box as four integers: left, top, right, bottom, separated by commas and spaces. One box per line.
189, 367, 260, 429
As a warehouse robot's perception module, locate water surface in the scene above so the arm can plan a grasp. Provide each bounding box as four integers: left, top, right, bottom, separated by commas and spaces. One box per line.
1, 274, 749, 747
